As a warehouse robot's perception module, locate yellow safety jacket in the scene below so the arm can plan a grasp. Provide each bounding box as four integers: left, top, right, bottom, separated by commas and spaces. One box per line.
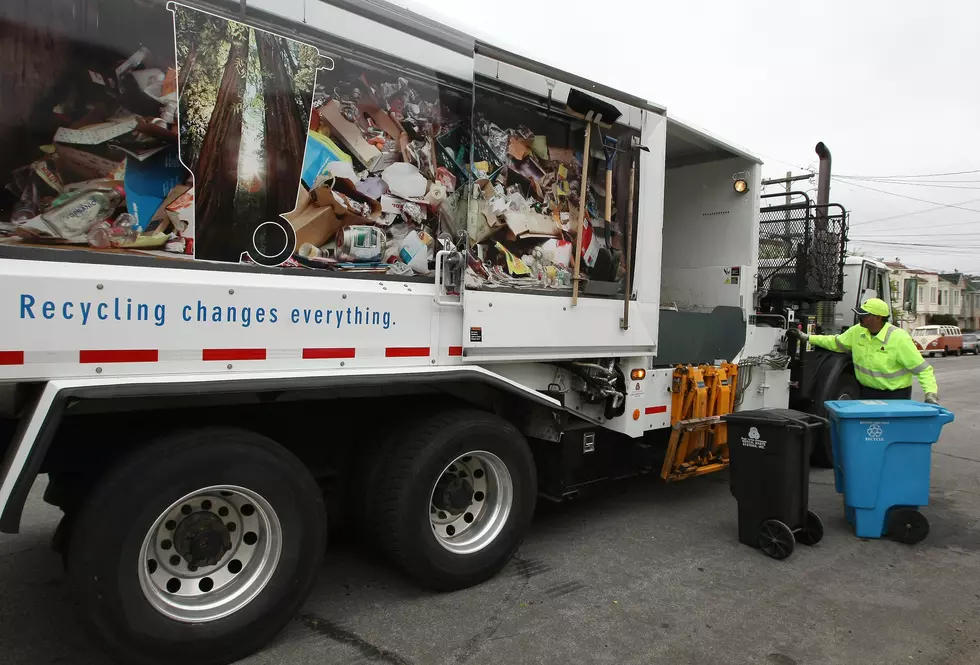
809, 323, 938, 394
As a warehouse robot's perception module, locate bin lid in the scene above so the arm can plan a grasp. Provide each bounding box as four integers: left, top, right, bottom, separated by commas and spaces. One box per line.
824, 400, 945, 419
722, 408, 820, 428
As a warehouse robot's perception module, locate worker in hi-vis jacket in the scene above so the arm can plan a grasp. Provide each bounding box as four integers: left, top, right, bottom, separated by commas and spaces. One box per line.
787, 297, 939, 403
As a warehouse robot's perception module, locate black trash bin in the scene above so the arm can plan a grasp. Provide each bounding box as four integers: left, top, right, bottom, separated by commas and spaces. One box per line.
721, 408, 827, 560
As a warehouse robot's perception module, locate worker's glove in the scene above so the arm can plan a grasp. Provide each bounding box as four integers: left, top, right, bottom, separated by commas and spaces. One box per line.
924, 393, 940, 405
786, 328, 809, 342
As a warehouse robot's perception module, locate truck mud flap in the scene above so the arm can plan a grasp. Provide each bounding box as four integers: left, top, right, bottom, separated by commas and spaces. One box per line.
0, 382, 66, 533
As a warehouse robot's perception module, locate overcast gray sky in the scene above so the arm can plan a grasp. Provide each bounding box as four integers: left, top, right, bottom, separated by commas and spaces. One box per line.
394, 0, 980, 273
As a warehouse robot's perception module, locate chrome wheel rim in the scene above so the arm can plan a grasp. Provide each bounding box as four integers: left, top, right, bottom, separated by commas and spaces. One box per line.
138, 485, 282, 623
429, 451, 513, 555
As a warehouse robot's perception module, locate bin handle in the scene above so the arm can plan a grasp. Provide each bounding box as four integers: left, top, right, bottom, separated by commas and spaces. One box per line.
933, 405, 955, 425
789, 413, 829, 429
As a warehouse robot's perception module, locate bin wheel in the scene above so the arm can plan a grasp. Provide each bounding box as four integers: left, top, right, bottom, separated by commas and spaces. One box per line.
758, 519, 795, 560
796, 510, 824, 546
887, 508, 929, 545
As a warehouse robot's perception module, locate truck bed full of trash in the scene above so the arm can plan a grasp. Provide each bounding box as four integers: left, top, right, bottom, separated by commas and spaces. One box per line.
0, 0, 639, 298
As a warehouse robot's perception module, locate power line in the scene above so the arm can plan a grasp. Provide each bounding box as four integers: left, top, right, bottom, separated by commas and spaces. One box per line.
839, 178, 980, 184
851, 219, 980, 235
849, 243, 980, 255
849, 201, 980, 227
849, 238, 980, 248
851, 234, 980, 240
836, 178, 980, 191
757, 153, 815, 175
853, 239, 980, 247
831, 178, 980, 213
835, 168, 980, 179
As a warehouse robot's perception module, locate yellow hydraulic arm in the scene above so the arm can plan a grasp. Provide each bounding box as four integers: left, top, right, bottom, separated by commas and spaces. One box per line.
661, 362, 739, 482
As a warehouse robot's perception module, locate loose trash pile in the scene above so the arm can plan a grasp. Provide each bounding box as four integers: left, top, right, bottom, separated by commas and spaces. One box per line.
0, 45, 194, 256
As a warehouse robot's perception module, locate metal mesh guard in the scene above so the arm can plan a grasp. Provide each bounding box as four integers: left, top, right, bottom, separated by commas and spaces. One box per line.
758, 203, 847, 301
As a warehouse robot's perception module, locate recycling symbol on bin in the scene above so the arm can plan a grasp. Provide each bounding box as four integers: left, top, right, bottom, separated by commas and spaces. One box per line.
867, 423, 883, 438
748, 427, 761, 440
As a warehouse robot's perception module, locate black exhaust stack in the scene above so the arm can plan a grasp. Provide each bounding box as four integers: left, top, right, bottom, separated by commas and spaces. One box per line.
815, 142, 831, 230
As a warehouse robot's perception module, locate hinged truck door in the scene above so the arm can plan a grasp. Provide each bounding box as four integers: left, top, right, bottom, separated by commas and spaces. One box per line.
456, 47, 660, 364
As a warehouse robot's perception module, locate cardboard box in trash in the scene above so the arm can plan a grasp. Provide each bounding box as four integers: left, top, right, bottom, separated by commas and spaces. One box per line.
284, 178, 382, 248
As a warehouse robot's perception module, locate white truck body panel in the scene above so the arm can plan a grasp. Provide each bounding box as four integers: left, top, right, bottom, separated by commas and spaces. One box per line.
243, 0, 475, 81
0, 0, 774, 534
1, 258, 454, 379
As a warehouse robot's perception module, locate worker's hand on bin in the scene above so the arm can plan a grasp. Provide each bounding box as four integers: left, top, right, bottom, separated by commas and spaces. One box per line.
924, 393, 940, 405
786, 328, 809, 342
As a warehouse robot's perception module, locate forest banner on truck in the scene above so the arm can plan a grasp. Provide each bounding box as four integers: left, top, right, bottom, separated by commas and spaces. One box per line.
174, 5, 321, 265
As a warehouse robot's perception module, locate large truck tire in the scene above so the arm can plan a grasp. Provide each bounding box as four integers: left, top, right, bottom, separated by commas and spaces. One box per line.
372, 409, 537, 591
67, 428, 326, 665
811, 373, 860, 468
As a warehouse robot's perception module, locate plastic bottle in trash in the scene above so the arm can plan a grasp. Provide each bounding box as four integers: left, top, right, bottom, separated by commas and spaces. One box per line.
11, 182, 39, 223
41, 186, 125, 240
87, 213, 139, 249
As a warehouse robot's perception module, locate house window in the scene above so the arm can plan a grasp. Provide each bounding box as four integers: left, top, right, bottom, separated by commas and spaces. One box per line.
930, 287, 937, 304
919, 286, 925, 303
938, 290, 945, 306
954, 290, 960, 307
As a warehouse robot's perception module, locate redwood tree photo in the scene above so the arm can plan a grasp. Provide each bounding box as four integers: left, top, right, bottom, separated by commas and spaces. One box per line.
175, 6, 318, 264
193, 24, 247, 261
256, 31, 306, 223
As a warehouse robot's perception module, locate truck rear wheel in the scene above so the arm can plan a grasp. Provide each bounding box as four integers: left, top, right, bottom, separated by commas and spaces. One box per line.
812, 373, 860, 468
372, 409, 536, 591
67, 428, 326, 665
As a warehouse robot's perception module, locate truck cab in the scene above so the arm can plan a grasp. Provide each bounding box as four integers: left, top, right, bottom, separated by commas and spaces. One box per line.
839, 255, 892, 330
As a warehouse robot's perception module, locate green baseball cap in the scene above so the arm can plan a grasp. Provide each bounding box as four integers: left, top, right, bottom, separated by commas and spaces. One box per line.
853, 297, 890, 317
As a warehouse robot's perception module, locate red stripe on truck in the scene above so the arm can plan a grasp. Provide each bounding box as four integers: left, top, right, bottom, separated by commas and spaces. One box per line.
202, 349, 267, 361
385, 347, 430, 358
0, 351, 25, 366
302, 348, 356, 359
645, 405, 668, 415
448, 346, 463, 356
80, 350, 159, 364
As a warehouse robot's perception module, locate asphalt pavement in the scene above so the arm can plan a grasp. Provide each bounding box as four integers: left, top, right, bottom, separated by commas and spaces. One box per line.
1, 356, 979, 665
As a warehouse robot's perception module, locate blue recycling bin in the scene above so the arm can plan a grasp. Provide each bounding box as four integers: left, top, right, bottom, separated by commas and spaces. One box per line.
824, 400, 954, 544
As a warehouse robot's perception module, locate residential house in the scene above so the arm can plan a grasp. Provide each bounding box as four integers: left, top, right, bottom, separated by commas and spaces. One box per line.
939, 273, 970, 329
883, 260, 979, 331
885, 260, 918, 330
884, 259, 940, 330
908, 269, 941, 329
964, 276, 980, 330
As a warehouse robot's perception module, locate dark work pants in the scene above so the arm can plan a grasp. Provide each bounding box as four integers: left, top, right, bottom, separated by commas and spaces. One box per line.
859, 385, 913, 400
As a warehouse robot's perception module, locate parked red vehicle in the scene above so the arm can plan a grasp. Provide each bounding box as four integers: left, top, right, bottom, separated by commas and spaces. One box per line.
912, 325, 964, 357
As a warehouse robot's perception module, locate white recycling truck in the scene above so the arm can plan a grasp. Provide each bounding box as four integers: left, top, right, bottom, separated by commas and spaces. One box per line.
0, 0, 788, 663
